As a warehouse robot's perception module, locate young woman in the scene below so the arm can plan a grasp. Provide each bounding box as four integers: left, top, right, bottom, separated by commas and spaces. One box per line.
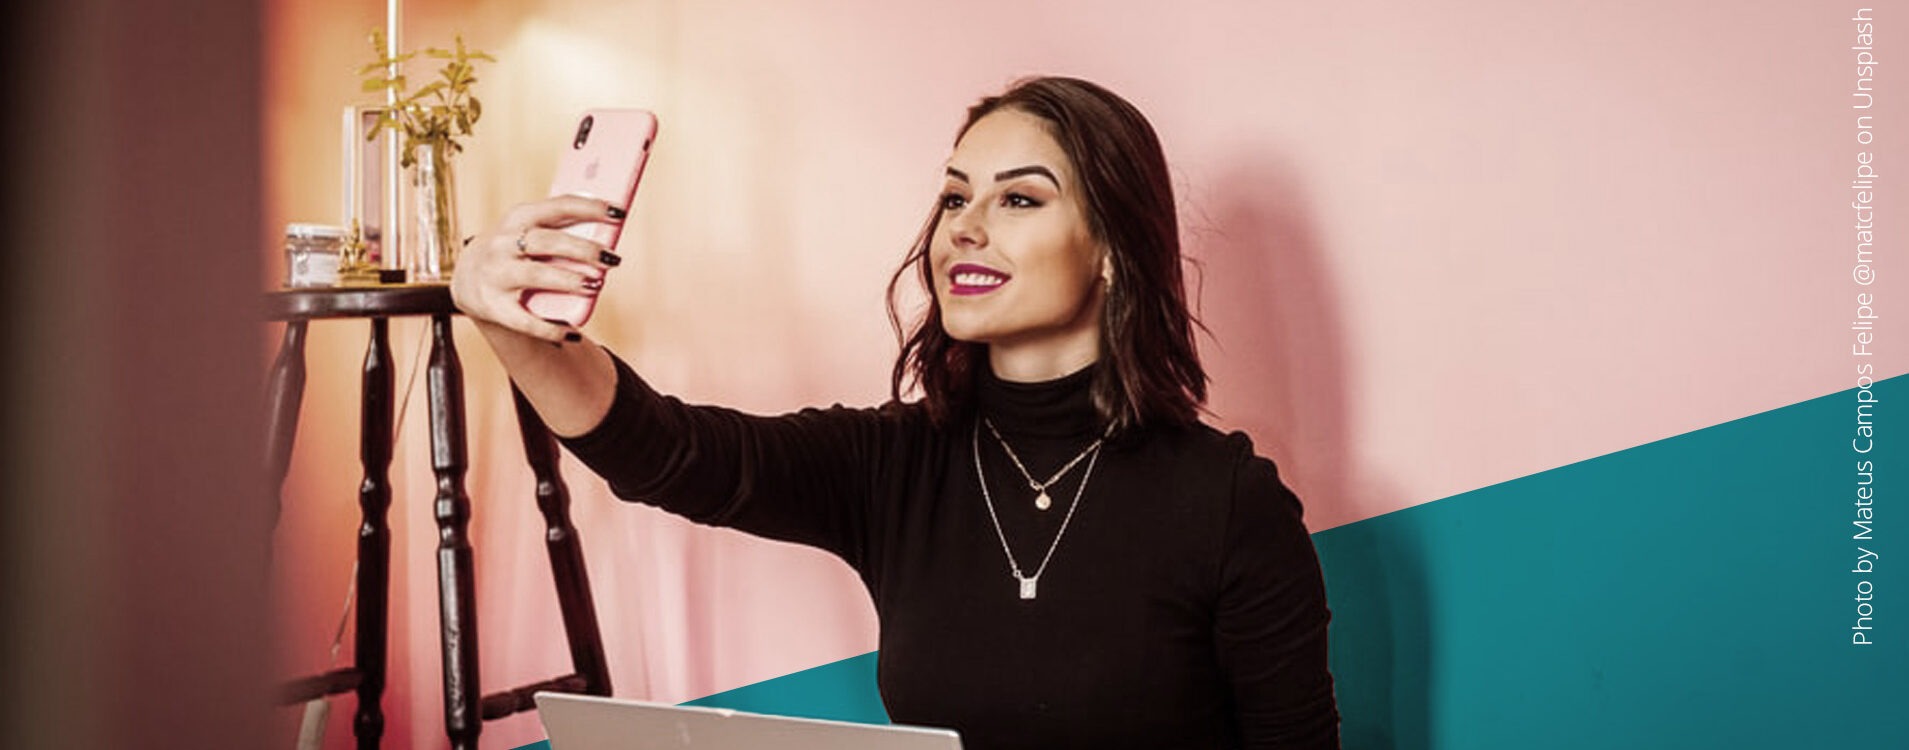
452, 76, 1340, 748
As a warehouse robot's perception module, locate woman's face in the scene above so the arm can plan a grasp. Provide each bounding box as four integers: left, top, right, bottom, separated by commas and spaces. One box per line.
931, 109, 1107, 359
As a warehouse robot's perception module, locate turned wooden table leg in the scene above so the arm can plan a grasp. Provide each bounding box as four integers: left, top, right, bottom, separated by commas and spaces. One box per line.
511, 384, 613, 696
426, 313, 480, 750
265, 320, 309, 531
354, 318, 395, 749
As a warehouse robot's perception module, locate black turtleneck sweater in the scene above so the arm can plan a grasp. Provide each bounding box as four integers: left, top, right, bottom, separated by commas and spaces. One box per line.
559, 355, 1340, 749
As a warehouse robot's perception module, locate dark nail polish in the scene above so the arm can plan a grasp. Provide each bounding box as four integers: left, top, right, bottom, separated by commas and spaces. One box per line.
564, 331, 582, 343
606, 205, 628, 220
599, 251, 623, 267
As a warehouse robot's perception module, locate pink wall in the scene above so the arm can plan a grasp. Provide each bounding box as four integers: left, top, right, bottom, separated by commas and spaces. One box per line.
266, 1, 1907, 747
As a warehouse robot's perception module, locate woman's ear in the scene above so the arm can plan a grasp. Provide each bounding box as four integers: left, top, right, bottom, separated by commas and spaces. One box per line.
1100, 251, 1115, 289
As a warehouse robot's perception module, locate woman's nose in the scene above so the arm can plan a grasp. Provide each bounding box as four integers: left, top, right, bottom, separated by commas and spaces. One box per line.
947, 205, 987, 249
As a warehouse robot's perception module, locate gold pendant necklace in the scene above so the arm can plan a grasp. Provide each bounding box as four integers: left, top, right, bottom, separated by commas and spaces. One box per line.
983, 418, 1102, 511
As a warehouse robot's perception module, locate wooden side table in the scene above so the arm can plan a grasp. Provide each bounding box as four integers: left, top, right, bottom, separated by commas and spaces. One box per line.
266, 285, 611, 750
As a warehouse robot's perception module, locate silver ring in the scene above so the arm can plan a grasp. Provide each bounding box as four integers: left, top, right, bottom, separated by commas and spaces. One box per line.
515, 228, 531, 254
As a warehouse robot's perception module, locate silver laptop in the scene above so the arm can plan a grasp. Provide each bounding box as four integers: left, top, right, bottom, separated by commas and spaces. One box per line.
534, 692, 964, 750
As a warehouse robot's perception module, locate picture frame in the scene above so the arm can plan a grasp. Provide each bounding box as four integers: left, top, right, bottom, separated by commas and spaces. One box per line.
340, 104, 390, 280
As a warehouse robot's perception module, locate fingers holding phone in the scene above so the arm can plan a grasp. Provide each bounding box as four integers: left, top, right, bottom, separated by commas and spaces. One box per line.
505, 193, 630, 235
450, 211, 610, 343
515, 222, 623, 274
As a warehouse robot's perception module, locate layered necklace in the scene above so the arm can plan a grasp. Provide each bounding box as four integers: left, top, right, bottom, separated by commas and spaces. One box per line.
973, 417, 1108, 600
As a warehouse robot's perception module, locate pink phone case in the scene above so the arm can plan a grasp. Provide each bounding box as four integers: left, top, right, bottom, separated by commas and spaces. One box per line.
523, 109, 658, 327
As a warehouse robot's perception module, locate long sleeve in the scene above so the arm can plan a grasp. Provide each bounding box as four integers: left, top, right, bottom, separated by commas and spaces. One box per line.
1217, 443, 1342, 748
557, 354, 906, 567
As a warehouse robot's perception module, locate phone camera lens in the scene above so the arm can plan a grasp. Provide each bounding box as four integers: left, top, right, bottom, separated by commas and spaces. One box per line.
574, 115, 595, 149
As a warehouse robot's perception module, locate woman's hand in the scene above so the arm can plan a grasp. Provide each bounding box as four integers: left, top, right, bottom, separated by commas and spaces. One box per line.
450, 195, 626, 343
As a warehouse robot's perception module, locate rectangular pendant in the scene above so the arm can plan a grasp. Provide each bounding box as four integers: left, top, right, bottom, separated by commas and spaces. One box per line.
1019, 577, 1037, 600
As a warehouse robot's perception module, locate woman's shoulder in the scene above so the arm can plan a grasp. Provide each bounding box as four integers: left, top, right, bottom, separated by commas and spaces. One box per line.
790, 395, 932, 426
764, 395, 937, 448
1140, 420, 1304, 516
1137, 419, 1282, 471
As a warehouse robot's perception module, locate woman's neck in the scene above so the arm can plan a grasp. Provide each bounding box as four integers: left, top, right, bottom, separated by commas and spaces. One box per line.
987, 334, 1100, 383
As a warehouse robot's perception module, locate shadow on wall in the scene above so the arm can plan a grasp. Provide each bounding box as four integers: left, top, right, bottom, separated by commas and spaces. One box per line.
1196, 153, 1431, 749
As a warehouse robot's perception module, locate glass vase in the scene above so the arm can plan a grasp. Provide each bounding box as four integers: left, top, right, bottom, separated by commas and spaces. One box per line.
409, 140, 459, 282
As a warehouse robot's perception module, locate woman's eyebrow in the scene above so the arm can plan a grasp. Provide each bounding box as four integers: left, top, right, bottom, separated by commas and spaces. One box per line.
993, 165, 1060, 188
943, 165, 1060, 189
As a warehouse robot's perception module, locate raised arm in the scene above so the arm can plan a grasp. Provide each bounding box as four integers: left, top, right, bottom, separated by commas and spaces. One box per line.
451, 194, 898, 562
556, 356, 903, 563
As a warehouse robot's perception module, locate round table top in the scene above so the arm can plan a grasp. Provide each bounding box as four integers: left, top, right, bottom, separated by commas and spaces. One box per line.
265, 284, 458, 321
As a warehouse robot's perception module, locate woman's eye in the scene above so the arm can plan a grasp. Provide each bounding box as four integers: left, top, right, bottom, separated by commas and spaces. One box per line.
939, 192, 968, 211
1003, 192, 1043, 209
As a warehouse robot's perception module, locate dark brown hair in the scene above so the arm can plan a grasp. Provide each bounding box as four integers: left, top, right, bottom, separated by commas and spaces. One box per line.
887, 76, 1207, 433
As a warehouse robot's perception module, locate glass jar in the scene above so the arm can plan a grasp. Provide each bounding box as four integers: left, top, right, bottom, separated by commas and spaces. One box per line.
285, 223, 348, 288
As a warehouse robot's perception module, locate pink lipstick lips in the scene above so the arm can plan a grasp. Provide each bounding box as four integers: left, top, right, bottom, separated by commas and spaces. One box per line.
948, 263, 1010, 296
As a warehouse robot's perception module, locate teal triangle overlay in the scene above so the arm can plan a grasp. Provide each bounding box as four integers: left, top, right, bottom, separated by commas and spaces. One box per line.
1316, 374, 1906, 749
679, 650, 888, 722
517, 375, 1906, 750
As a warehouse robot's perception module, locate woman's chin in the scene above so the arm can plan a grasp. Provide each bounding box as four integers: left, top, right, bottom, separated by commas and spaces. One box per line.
942, 326, 990, 344
937, 312, 991, 344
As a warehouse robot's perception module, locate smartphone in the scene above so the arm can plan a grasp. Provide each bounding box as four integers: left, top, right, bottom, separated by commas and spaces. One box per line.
523, 109, 659, 327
